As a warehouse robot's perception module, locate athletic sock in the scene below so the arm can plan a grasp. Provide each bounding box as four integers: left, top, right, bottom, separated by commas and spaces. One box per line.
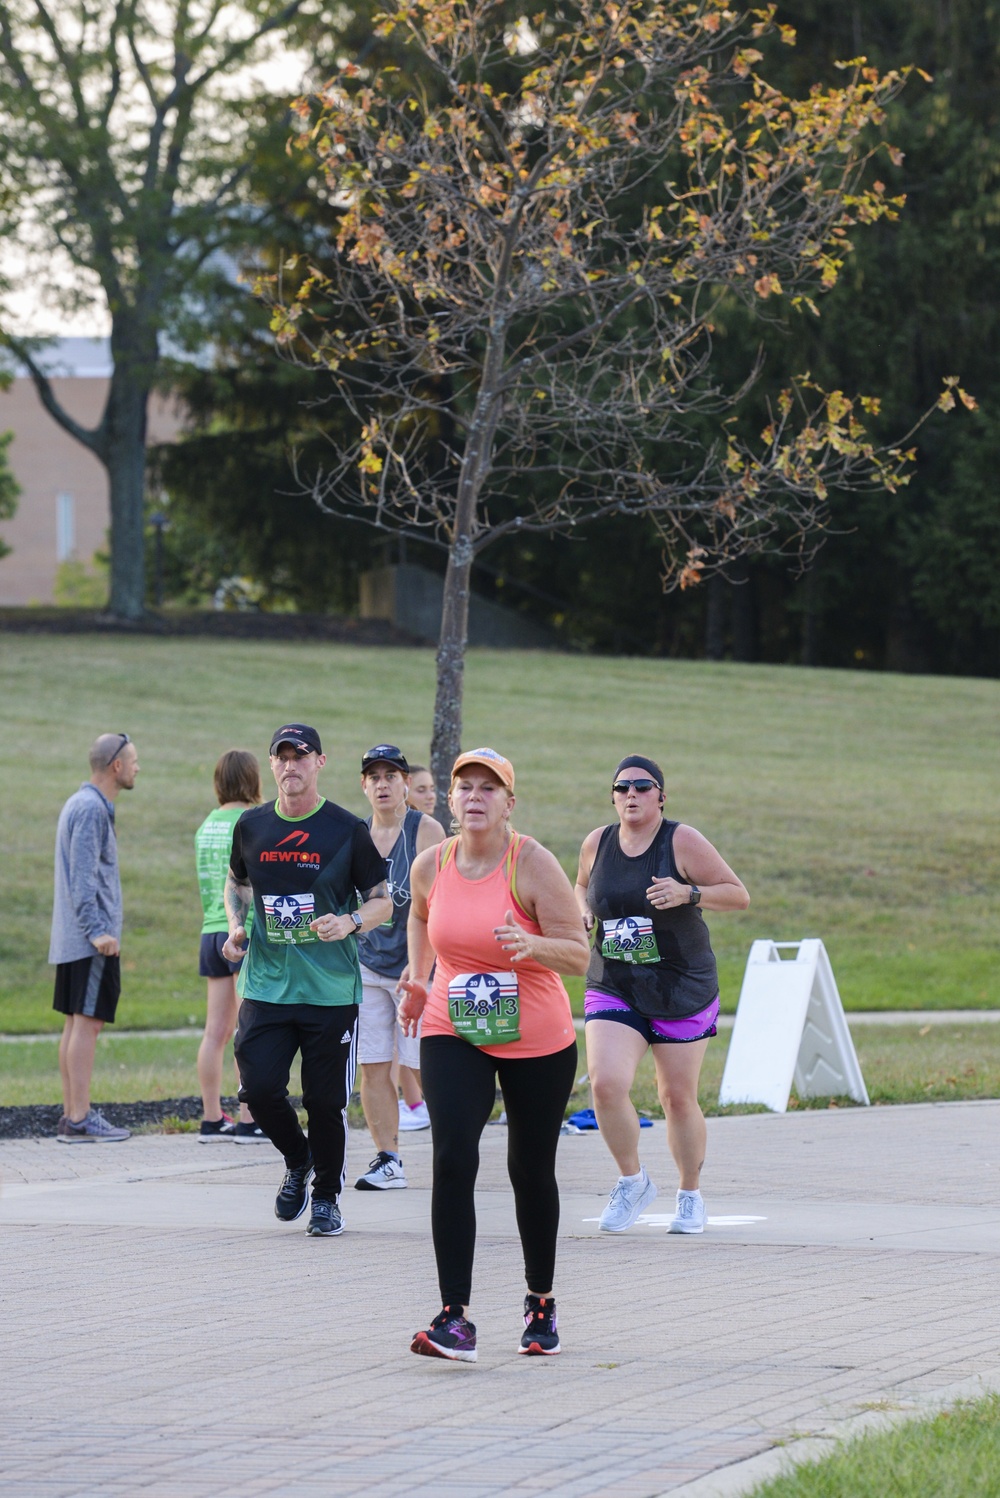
621, 1169, 644, 1185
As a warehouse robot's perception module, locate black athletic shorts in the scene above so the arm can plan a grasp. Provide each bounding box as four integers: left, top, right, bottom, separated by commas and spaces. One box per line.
199, 931, 243, 979
53, 954, 121, 1023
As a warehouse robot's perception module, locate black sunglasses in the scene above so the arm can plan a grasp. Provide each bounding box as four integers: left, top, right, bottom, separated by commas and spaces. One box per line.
105, 732, 131, 766
612, 778, 659, 794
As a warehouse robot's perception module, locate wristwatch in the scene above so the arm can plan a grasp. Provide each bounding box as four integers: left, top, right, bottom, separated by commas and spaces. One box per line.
351, 910, 364, 931
688, 885, 701, 906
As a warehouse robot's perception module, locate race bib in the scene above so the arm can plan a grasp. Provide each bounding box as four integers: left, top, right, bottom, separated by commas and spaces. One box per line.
263, 892, 319, 945
448, 971, 521, 1046
600, 916, 660, 965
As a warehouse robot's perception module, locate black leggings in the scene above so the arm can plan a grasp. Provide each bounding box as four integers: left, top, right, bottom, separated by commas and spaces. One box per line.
420, 1035, 578, 1307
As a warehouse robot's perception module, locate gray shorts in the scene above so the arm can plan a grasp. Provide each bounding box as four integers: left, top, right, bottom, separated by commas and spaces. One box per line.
357, 962, 420, 1067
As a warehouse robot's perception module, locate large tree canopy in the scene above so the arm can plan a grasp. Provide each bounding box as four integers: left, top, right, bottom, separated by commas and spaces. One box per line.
0, 0, 316, 616
267, 0, 968, 795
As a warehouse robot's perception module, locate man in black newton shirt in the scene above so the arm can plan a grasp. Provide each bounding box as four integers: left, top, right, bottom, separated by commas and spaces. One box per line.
224, 724, 391, 1236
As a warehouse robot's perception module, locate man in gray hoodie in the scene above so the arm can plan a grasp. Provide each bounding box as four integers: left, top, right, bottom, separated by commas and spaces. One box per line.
50, 732, 140, 1141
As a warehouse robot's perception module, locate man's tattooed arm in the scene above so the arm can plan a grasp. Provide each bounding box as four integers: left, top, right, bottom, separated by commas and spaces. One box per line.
223, 871, 252, 955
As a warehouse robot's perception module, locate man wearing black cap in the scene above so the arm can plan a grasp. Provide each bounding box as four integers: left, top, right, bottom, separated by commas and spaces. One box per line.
354, 745, 444, 1189
223, 724, 391, 1236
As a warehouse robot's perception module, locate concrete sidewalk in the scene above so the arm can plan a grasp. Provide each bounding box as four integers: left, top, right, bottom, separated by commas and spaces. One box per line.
4, 1101, 1000, 1498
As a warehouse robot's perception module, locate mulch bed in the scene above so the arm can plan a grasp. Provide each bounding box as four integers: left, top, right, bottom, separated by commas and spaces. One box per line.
0, 608, 421, 644
0, 1096, 285, 1140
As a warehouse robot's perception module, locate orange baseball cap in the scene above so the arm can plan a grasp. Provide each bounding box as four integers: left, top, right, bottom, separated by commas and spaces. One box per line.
451, 747, 515, 791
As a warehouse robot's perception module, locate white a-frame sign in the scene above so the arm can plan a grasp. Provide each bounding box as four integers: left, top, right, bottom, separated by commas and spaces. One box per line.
719, 939, 869, 1113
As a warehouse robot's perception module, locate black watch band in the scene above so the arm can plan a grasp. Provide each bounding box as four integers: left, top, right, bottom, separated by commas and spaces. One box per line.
688, 885, 701, 906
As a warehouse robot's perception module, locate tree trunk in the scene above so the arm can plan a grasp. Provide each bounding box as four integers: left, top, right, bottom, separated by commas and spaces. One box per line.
426, 312, 506, 814
12, 315, 156, 620
429, 536, 474, 820
104, 322, 156, 620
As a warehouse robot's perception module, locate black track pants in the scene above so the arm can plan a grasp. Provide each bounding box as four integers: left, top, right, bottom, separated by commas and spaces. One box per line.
420, 1034, 578, 1306
235, 998, 358, 1201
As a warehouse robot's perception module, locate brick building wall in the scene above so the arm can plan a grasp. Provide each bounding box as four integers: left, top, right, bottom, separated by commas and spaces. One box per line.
0, 339, 181, 605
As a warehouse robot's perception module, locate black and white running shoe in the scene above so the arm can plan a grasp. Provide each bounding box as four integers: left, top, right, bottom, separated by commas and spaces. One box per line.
198, 1115, 238, 1142
274, 1155, 314, 1221
306, 1198, 344, 1236
354, 1151, 407, 1190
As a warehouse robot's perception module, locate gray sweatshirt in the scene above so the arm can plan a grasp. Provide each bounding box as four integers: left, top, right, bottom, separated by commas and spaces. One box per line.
48, 784, 123, 964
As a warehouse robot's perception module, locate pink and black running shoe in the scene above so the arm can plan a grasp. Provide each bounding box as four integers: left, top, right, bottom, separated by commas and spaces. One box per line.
411, 1306, 478, 1363
519, 1294, 560, 1356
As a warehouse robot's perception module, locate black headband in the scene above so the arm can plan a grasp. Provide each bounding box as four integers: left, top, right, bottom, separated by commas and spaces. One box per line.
614, 754, 664, 789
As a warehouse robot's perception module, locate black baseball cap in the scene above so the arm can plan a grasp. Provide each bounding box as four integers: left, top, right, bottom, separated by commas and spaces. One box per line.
361, 744, 409, 775
270, 723, 322, 756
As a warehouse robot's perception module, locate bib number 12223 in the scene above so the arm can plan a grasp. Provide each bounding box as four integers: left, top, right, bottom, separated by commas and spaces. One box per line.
601, 916, 660, 965
447, 971, 521, 1045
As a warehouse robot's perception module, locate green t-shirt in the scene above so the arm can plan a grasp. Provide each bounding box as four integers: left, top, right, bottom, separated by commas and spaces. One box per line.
195, 806, 247, 936
230, 797, 387, 1007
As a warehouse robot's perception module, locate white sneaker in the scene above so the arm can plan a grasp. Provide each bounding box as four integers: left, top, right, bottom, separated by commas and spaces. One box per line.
398, 1100, 431, 1132
354, 1151, 408, 1190
668, 1189, 706, 1233
598, 1167, 657, 1232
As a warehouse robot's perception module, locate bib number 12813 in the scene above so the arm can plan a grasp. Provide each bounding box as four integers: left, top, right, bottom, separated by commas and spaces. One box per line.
447, 971, 521, 1046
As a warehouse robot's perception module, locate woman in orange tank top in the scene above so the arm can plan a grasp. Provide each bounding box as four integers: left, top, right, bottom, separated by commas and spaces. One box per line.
399, 748, 589, 1364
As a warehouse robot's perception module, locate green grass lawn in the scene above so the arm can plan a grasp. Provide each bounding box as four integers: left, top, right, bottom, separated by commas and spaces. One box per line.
1, 636, 997, 1032
5, 1024, 1000, 1112
750, 1393, 1000, 1497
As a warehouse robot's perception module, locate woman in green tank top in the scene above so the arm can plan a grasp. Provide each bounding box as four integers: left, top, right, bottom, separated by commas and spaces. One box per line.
194, 750, 264, 1142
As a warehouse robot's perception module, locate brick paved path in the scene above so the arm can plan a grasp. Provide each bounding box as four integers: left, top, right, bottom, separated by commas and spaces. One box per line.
4, 1100, 1000, 1497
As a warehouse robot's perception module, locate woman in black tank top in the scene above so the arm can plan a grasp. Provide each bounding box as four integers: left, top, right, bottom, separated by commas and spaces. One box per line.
575, 755, 749, 1237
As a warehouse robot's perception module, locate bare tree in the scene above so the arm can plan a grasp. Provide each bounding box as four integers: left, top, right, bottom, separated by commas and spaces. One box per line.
0, 0, 316, 618
265, 0, 972, 796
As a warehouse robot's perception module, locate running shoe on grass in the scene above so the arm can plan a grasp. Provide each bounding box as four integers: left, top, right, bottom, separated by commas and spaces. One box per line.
411, 1307, 477, 1362
519, 1294, 560, 1356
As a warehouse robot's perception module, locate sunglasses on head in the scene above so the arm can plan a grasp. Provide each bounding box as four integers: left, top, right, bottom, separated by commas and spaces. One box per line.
612, 778, 659, 794
105, 732, 131, 766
